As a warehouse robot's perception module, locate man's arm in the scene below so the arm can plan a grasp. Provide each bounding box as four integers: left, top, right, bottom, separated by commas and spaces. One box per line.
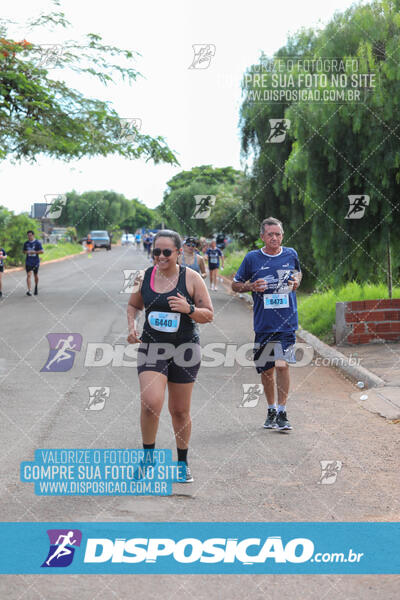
231, 279, 253, 293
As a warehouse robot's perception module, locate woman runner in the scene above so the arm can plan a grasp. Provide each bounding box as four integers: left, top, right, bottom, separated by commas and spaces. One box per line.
127, 230, 213, 482
179, 236, 207, 278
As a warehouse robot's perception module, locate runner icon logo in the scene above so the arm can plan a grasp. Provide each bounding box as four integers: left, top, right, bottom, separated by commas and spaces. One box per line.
120, 270, 144, 294
318, 460, 342, 485
41, 529, 82, 568
345, 195, 370, 219
43, 194, 67, 220
192, 195, 216, 219
240, 384, 263, 407
41, 333, 83, 372
188, 44, 216, 70
36, 44, 64, 68
86, 386, 110, 411
119, 118, 142, 143
266, 119, 291, 143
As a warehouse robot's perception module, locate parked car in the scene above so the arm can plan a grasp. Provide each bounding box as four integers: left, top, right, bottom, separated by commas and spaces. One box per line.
89, 230, 111, 250
121, 233, 135, 245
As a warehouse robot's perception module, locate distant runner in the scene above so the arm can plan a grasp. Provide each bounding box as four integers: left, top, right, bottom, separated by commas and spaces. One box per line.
206, 239, 224, 291
0, 247, 7, 298
135, 231, 142, 250
180, 236, 207, 278
143, 233, 152, 258
85, 233, 94, 255
232, 217, 301, 431
23, 230, 44, 296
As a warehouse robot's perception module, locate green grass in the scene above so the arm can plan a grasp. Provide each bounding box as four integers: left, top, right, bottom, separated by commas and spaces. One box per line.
41, 242, 83, 262
298, 281, 400, 343
222, 250, 246, 278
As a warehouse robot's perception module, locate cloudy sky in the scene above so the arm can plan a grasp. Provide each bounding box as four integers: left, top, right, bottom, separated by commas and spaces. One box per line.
2, 0, 363, 214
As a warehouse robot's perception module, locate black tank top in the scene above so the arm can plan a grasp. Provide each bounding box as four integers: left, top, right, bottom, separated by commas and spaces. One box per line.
140, 265, 199, 344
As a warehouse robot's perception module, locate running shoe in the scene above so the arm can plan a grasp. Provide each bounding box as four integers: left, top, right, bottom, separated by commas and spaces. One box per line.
178, 465, 194, 483
275, 410, 292, 431
214, 286, 218, 291
34, 285, 38, 295
263, 407, 277, 429
183, 465, 194, 483
26, 290, 32, 296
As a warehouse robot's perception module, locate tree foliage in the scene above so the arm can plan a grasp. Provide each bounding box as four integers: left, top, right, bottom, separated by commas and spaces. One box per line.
0, 5, 178, 165
158, 165, 246, 238
57, 191, 156, 236
240, 0, 400, 289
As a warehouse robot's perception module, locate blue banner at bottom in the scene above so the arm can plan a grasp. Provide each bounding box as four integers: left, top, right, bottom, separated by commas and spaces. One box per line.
0, 522, 399, 574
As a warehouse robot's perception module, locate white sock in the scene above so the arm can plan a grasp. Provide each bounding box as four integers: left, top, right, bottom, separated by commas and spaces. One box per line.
268, 404, 277, 410
277, 404, 286, 413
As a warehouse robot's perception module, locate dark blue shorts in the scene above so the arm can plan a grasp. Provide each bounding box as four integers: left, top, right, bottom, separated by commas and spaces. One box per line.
26, 264, 39, 274
253, 331, 296, 373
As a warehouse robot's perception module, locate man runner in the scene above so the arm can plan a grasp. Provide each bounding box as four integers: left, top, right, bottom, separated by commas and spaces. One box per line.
0, 247, 7, 298
23, 230, 44, 296
232, 217, 301, 431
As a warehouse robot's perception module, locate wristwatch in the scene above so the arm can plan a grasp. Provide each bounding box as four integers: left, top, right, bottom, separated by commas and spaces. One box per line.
188, 303, 195, 315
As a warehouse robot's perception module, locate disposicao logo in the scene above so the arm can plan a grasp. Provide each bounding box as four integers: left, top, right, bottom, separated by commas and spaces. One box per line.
41, 333, 82, 372
41, 529, 82, 568
83, 536, 314, 564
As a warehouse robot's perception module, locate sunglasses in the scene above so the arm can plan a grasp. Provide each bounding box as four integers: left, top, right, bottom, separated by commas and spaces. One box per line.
153, 248, 174, 257
185, 242, 196, 247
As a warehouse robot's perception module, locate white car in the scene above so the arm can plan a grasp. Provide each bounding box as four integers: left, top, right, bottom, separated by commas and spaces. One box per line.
121, 233, 135, 245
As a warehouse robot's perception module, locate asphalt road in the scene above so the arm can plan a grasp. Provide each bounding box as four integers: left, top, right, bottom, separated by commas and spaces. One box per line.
0, 245, 398, 599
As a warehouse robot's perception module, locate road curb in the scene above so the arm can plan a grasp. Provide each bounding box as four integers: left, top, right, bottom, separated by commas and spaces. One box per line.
219, 273, 386, 389
4, 250, 86, 273
298, 327, 386, 389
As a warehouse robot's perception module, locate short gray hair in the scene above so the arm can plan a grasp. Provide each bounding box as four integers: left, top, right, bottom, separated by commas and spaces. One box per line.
260, 217, 284, 235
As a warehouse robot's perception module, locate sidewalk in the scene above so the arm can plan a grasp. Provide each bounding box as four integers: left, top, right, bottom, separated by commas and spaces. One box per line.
219, 273, 400, 421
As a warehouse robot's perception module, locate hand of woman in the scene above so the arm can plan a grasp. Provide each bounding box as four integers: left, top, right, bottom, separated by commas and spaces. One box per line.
167, 292, 190, 313
127, 328, 142, 344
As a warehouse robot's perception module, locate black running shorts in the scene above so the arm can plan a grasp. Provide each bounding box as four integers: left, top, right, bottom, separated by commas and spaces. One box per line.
137, 342, 201, 383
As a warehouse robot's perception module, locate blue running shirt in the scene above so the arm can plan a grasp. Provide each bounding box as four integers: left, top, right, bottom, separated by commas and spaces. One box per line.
234, 247, 301, 333
23, 240, 43, 266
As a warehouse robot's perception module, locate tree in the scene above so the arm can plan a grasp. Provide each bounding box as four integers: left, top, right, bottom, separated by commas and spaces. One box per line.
0, 4, 178, 165
239, 0, 400, 289
158, 165, 244, 237
0, 205, 39, 265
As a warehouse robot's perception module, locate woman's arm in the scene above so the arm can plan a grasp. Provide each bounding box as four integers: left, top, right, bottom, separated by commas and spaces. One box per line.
191, 272, 213, 322
198, 256, 207, 278
167, 270, 213, 323
127, 277, 145, 343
